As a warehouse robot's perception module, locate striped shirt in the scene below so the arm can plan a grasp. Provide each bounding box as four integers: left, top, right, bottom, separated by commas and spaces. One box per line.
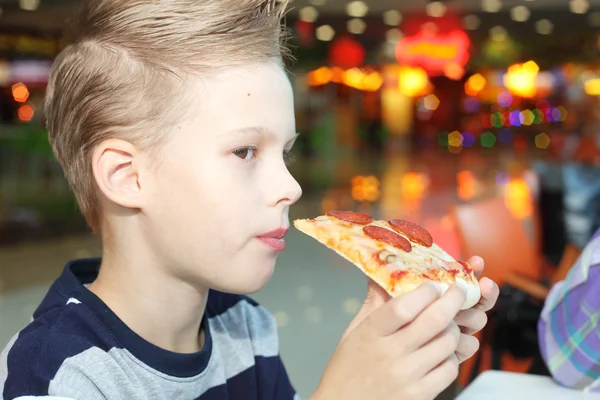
538, 229, 600, 392
0, 258, 300, 400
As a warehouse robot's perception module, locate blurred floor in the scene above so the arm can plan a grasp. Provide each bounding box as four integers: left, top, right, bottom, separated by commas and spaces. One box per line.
0, 149, 538, 398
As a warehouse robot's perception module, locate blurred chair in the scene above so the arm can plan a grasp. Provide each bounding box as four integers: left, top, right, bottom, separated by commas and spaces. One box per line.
449, 196, 555, 387
450, 196, 545, 287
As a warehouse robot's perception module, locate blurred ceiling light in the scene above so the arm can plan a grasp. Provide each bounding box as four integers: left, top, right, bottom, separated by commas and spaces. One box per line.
535, 19, 553, 35
383, 10, 402, 26
309, 0, 326, 5
299, 6, 319, 23
426, 1, 447, 18
19, 0, 39, 11
489, 26, 508, 41
316, 25, 335, 41
347, 18, 367, 34
386, 28, 403, 43
462, 14, 481, 30
482, 0, 502, 13
346, 1, 368, 18
589, 11, 600, 26
570, 0, 589, 14
510, 6, 530, 22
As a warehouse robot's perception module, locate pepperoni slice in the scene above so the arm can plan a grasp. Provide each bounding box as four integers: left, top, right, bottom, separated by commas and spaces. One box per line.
388, 220, 433, 247
363, 226, 412, 252
327, 210, 374, 225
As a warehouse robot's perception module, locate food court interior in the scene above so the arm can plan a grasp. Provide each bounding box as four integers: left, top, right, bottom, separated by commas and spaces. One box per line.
2, 0, 600, 398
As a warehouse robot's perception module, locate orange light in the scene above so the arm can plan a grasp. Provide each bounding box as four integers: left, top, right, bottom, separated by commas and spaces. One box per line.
331, 66, 345, 83
504, 178, 532, 219
457, 170, 477, 200
344, 68, 365, 90
465, 73, 486, 96
444, 62, 465, 80
12, 82, 30, 103
503, 61, 538, 98
18, 104, 35, 122
351, 175, 381, 202
401, 172, 429, 201
398, 66, 429, 97
307, 67, 332, 86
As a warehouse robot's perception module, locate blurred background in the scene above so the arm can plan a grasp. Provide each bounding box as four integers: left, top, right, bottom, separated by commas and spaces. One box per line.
2, 0, 600, 398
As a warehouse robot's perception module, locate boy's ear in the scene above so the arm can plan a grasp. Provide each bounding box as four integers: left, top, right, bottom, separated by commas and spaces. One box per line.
92, 139, 144, 209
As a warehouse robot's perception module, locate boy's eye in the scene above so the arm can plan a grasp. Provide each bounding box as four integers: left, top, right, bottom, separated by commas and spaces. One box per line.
233, 147, 256, 160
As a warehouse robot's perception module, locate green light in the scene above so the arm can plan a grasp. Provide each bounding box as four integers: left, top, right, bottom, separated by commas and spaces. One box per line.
481, 131, 496, 148
490, 112, 504, 128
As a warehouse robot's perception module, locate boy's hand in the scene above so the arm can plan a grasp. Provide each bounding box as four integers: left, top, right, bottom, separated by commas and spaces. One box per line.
453, 256, 499, 363
313, 283, 466, 400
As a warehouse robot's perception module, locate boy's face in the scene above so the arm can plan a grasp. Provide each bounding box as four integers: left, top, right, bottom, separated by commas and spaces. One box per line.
142, 61, 302, 294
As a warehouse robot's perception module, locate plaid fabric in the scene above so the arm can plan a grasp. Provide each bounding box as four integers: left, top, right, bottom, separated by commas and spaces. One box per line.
538, 229, 600, 392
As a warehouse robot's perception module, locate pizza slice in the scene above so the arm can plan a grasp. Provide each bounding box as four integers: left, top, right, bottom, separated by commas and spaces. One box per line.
293, 210, 481, 310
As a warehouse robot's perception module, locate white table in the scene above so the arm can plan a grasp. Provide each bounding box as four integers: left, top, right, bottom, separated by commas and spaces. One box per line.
457, 371, 600, 400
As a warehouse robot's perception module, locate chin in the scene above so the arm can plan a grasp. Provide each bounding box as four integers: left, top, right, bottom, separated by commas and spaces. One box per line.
216, 259, 276, 295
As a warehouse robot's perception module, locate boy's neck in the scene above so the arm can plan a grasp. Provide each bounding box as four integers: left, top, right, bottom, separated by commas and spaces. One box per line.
88, 247, 209, 354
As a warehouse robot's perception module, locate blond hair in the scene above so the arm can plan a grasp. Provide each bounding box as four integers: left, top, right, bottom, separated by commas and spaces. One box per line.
45, 0, 291, 232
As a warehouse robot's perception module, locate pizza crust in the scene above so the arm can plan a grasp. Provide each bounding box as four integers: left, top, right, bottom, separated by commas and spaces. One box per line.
294, 217, 481, 310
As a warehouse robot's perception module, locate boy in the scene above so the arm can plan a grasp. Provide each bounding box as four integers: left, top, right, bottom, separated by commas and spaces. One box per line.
538, 228, 600, 391
0, 1, 498, 399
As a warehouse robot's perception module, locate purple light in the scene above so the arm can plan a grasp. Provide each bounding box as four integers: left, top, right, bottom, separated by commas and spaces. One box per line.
509, 110, 522, 127
495, 171, 510, 186
463, 97, 480, 113
497, 91, 513, 107
462, 131, 475, 147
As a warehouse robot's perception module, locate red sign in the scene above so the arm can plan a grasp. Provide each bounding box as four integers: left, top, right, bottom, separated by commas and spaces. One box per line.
395, 29, 470, 76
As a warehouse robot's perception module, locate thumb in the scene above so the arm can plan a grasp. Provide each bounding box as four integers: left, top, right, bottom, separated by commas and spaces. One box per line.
341, 277, 391, 342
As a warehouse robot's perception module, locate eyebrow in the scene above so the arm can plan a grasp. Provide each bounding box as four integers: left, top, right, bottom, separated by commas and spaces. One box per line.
226, 126, 299, 142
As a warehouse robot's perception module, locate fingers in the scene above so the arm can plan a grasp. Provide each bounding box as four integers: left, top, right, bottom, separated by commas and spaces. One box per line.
367, 282, 442, 337
418, 356, 460, 400
341, 278, 392, 341
398, 284, 466, 350
409, 322, 461, 378
466, 255, 484, 278
476, 277, 499, 312
454, 308, 488, 335
456, 333, 480, 363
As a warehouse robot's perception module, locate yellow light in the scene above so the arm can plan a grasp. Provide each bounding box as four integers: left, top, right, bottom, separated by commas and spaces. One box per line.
520, 109, 535, 126
346, 1, 368, 18
362, 70, 384, 92
448, 130, 463, 147
482, 0, 502, 13
299, 6, 319, 23
465, 73, 486, 96
383, 10, 402, 26
316, 25, 335, 41
535, 133, 551, 149
584, 78, 600, 95
503, 61, 538, 98
347, 18, 367, 34
426, 1, 447, 18
462, 14, 481, 30
522, 60, 539, 74
343, 68, 364, 89
398, 66, 429, 98
11, 82, 29, 102
510, 6, 530, 22
423, 94, 440, 110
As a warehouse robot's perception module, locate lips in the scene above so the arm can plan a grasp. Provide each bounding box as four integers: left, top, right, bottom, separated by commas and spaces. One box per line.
257, 228, 288, 251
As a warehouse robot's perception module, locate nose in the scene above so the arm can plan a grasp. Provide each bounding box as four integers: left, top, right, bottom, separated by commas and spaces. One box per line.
273, 164, 303, 207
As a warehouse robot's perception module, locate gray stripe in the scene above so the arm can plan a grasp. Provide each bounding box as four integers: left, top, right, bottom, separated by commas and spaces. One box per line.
0, 333, 20, 397
46, 301, 281, 399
